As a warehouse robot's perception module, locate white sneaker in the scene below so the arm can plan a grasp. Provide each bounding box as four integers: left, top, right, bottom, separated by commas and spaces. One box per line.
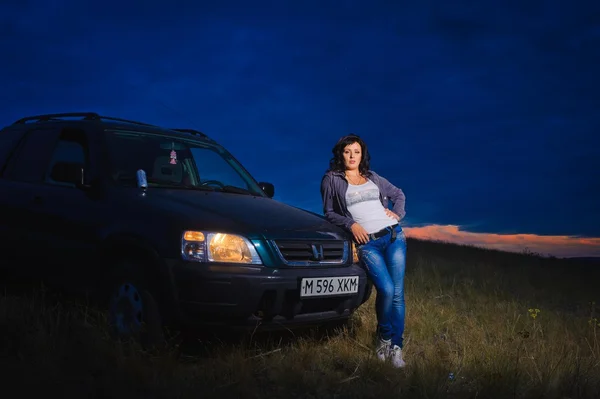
376, 338, 391, 361
389, 345, 406, 368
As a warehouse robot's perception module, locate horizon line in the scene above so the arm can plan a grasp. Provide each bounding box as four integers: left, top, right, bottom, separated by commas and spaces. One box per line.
402, 223, 600, 259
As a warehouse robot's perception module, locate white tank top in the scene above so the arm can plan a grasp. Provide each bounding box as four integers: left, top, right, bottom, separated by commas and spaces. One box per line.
345, 179, 397, 234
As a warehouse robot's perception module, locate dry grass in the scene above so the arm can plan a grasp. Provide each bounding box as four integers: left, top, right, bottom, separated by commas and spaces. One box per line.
1, 238, 599, 398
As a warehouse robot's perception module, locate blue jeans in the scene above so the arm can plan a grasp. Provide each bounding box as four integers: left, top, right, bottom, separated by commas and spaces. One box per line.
358, 224, 407, 348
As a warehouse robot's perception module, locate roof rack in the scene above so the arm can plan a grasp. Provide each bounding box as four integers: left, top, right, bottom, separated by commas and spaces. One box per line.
170, 128, 209, 138
13, 112, 156, 127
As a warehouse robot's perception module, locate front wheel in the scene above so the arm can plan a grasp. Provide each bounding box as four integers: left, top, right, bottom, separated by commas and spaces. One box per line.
107, 266, 165, 350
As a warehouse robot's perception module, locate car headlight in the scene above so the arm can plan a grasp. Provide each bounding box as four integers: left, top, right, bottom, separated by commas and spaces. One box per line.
181, 231, 263, 265
352, 242, 359, 264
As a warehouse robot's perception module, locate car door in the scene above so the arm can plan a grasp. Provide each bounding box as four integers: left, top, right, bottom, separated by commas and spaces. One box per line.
0, 128, 27, 274
32, 126, 108, 294
0, 126, 63, 280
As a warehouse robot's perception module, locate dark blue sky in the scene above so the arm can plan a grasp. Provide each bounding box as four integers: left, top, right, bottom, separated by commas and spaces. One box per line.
1, 0, 599, 239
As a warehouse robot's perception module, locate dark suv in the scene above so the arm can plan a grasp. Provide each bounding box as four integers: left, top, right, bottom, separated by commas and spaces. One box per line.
0, 112, 371, 343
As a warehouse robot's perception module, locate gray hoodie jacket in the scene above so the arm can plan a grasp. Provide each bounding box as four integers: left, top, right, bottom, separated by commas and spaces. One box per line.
320, 169, 406, 234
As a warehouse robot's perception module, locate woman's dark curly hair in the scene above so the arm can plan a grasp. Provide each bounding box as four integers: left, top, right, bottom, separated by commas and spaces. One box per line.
328, 134, 371, 176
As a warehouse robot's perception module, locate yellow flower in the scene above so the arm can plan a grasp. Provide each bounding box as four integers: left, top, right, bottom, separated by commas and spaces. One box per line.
528, 308, 541, 320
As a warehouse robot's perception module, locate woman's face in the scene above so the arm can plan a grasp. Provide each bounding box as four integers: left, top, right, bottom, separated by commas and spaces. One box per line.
343, 142, 362, 172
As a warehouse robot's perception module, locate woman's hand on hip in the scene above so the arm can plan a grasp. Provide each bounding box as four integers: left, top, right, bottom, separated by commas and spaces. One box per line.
351, 223, 370, 244
385, 209, 400, 221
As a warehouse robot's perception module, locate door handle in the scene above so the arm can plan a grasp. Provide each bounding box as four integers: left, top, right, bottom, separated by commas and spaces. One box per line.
33, 195, 43, 205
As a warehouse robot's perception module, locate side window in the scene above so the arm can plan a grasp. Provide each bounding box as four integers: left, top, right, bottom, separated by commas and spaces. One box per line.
5, 128, 62, 183
45, 128, 88, 187
0, 129, 26, 174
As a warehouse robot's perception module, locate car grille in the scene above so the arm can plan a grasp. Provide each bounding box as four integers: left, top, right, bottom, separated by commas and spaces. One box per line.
271, 239, 349, 266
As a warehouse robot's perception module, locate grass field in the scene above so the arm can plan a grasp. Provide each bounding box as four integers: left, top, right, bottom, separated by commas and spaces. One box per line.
1, 238, 599, 398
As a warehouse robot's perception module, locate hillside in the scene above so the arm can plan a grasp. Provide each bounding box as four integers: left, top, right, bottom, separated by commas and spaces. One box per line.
1, 238, 599, 399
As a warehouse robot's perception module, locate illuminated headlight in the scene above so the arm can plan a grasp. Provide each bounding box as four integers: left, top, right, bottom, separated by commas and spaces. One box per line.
182, 231, 262, 265
352, 242, 359, 264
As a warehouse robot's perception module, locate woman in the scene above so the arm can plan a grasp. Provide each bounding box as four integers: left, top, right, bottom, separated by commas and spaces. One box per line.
320, 134, 407, 368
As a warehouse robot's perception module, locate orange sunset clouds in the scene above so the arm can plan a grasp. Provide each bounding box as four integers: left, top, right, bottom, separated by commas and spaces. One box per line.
403, 224, 600, 258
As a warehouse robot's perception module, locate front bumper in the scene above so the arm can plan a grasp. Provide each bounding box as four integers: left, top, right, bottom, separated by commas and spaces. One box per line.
166, 260, 371, 330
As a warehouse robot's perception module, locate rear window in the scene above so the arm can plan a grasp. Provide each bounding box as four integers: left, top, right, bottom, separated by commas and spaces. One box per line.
0, 129, 26, 173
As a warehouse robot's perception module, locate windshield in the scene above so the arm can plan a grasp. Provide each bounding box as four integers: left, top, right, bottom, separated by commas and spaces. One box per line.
104, 129, 265, 196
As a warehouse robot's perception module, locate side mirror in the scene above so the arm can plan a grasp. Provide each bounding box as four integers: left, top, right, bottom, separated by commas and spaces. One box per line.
258, 182, 274, 198
50, 161, 85, 187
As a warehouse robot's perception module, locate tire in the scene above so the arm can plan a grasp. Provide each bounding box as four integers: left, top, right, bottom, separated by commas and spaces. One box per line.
106, 261, 166, 350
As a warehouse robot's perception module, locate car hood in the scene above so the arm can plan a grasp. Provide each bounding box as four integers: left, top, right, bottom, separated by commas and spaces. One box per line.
147, 189, 348, 240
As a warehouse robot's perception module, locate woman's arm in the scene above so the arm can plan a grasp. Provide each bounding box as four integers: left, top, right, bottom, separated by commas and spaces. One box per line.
320, 174, 356, 231
378, 175, 406, 221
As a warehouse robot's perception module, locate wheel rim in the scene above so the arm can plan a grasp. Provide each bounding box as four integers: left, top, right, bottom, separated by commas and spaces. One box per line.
110, 283, 144, 336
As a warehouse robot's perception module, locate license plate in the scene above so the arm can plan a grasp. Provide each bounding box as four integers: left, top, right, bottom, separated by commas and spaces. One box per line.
300, 276, 359, 298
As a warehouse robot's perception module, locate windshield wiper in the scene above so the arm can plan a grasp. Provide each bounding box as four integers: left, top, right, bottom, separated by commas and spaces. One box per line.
218, 185, 259, 196
147, 179, 217, 191
143, 178, 258, 195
